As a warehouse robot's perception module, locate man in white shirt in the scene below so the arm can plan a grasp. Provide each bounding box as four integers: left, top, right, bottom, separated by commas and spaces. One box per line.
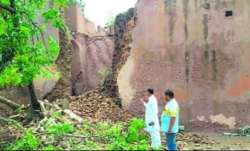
161, 90, 180, 150
140, 88, 161, 149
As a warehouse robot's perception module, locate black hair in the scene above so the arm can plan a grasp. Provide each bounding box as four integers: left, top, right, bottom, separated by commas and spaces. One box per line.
165, 89, 174, 98
147, 88, 154, 94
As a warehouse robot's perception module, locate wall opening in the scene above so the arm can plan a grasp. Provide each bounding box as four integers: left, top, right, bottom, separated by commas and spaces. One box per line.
225, 10, 233, 17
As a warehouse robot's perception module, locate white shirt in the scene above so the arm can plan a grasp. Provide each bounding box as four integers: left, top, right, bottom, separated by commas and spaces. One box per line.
144, 95, 160, 132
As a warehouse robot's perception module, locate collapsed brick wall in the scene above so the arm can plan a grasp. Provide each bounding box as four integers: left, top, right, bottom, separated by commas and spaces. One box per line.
71, 34, 114, 96
103, 8, 136, 107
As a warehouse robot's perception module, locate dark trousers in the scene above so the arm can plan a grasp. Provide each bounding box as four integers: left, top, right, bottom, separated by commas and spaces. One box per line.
166, 133, 177, 150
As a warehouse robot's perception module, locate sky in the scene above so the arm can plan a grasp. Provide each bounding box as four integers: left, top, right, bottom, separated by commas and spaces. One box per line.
84, 0, 137, 27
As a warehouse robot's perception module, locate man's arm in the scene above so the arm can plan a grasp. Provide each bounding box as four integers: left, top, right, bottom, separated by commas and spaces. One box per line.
140, 98, 146, 106
168, 116, 176, 133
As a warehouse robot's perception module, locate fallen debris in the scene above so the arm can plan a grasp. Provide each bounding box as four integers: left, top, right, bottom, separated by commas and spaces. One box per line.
69, 89, 133, 122
177, 133, 216, 145
187, 120, 229, 133
224, 126, 250, 136
161, 132, 217, 150
0, 96, 22, 110
0, 117, 23, 148
176, 133, 217, 150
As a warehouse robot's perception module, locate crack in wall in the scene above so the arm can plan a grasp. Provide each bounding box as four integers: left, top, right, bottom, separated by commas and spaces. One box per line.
165, 0, 177, 43
103, 8, 135, 107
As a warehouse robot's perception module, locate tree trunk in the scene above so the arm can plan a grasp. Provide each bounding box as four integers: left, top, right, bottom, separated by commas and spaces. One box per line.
28, 83, 41, 113
44, 29, 73, 101
23, 83, 42, 124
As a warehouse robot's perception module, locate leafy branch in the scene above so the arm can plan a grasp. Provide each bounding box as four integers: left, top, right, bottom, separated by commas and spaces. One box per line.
0, 3, 15, 13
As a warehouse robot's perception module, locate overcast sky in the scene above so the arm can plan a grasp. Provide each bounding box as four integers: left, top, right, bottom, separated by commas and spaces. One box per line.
84, 0, 137, 26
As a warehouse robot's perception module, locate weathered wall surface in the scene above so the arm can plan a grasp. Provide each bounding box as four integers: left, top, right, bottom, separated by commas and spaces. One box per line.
71, 34, 114, 95
33, 67, 58, 99
65, 4, 114, 95
103, 8, 135, 107
65, 4, 114, 96
117, 0, 250, 127
65, 5, 99, 36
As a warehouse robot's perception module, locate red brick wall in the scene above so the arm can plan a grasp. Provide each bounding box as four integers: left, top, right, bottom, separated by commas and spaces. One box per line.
117, 0, 250, 127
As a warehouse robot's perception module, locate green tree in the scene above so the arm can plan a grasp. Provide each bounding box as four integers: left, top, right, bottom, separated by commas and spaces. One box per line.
105, 16, 115, 27
0, 0, 74, 119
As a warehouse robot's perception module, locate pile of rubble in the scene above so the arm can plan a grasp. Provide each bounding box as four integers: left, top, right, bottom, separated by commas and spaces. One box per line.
177, 133, 216, 144
69, 89, 133, 122
176, 133, 217, 150
187, 120, 229, 133
161, 132, 217, 150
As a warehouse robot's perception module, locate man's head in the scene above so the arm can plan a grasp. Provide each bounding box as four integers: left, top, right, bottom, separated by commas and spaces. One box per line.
147, 88, 154, 97
164, 89, 174, 102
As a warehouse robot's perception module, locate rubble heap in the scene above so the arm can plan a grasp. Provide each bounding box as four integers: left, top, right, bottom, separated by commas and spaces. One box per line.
69, 89, 133, 122
176, 133, 217, 150
177, 133, 216, 145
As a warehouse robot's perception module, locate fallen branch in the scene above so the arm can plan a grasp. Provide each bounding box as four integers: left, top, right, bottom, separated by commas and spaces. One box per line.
0, 96, 21, 109
38, 100, 82, 124
55, 115, 72, 124
38, 100, 47, 114
0, 116, 24, 129
9, 114, 22, 119
0, 116, 13, 123
60, 134, 105, 139
35, 132, 107, 140
42, 100, 61, 110
63, 109, 83, 123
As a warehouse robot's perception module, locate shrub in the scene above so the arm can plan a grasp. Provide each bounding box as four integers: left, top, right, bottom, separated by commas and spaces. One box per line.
7, 130, 40, 150
126, 118, 147, 143
45, 122, 74, 136
41, 145, 60, 150
107, 118, 149, 150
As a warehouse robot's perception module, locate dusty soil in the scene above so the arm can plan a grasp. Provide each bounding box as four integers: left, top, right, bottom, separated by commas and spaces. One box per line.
176, 132, 250, 150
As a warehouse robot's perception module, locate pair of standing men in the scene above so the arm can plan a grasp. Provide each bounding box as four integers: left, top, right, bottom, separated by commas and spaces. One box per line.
140, 89, 179, 150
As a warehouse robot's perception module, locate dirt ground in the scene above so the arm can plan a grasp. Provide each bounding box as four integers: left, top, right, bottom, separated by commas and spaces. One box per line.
178, 132, 250, 150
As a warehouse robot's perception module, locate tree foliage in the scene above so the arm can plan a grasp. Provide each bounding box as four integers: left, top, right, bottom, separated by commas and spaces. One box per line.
105, 15, 115, 27
0, 0, 76, 88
